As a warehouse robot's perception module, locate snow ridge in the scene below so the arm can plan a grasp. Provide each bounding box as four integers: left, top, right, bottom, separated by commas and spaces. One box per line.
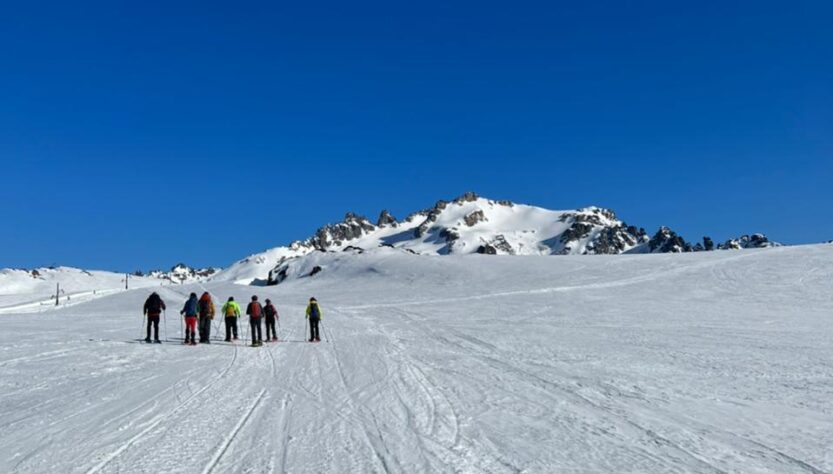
211, 193, 780, 285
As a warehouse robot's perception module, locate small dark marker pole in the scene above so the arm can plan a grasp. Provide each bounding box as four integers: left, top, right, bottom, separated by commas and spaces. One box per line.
125, 273, 129, 290
55, 283, 60, 306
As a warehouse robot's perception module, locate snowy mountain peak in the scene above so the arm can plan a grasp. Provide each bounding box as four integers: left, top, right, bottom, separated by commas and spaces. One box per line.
209, 193, 781, 285
145, 263, 220, 284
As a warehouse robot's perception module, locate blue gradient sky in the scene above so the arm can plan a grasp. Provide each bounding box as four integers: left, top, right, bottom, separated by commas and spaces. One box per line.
1, 1, 831, 271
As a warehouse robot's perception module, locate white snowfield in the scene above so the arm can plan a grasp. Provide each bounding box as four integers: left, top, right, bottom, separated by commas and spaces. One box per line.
1, 245, 832, 473
0, 267, 162, 314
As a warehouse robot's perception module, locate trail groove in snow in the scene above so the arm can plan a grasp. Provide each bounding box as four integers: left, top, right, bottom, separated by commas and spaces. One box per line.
1, 245, 831, 473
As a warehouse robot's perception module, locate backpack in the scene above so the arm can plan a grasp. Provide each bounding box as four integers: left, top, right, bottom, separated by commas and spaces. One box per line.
264, 304, 276, 318
225, 304, 237, 317
309, 303, 320, 319
146, 294, 163, 312
198, 299, 211, 316
184, 298, 199, 316
250, 302, 262, 318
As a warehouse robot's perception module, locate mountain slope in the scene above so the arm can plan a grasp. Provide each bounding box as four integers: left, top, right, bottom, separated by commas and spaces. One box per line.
212, 193, 779, 285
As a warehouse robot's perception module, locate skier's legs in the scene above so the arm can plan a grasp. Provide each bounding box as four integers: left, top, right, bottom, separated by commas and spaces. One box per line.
225, 317, 232, 341
264, 317, 273, 339
152, 318, 160, 341
185, 317, 197, 343
311, 319, 320, 340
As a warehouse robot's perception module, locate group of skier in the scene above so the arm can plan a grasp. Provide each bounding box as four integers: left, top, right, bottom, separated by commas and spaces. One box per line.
142, 292, 324, 346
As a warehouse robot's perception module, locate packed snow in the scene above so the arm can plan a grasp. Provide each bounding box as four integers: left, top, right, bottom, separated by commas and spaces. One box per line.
1, 245, 831, 473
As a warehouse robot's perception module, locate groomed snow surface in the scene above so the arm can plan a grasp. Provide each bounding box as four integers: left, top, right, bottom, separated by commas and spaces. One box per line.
1, 245, 832, 473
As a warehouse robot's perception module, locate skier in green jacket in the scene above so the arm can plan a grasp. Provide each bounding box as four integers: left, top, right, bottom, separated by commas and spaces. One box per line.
306, 297, 322, 342
221, 297, 242, 342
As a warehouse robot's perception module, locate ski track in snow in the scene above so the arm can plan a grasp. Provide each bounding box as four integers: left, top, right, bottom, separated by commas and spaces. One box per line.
1, 245, 832, 473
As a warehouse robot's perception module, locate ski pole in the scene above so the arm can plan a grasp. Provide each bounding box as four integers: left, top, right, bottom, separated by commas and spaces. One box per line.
320, 319, 329, 343
244, 317, 250, 345
140, 313, 146, 341
163, 310, 168, 343
276, 318, 281, 341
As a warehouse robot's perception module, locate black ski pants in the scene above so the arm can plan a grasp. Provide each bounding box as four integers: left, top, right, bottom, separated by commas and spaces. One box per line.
146, 314, 160, 340
250, 317, 262, 343
225, 317, 239, 341
199, 316, 212, 342
309, 317, 320, 341
265, 316, 277, 340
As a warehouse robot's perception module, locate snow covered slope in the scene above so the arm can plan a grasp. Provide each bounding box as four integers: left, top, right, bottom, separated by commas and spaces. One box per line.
0, 267, 162, 313
1, 244, 831, 473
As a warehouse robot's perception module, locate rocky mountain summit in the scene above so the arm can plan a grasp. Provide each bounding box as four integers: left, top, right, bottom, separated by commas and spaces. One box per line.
136, 264, 220, 284
210, 193, 780, 286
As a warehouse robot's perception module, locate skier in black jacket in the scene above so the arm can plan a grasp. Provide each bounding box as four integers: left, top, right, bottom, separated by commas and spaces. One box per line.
142, 292, 166, 343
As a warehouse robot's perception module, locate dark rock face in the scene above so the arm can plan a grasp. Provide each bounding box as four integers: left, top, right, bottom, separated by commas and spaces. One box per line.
343, 246, 365, 254
558, 208, 647, 255
464, 210, 487, 227
310, 213, 376, 250
414, 203, 447, 238
703, 237, 715, 251
309, 266, 322, 277
453, 192, 479, 204
477, 244, 498, 255
648, 227, 691, 253
376, 210, 398, 228
267, 257, 293, 285
439, 228, 462, 253
490, 235, 515, 254
719, 234, 780, 250
586, 226, 644, 254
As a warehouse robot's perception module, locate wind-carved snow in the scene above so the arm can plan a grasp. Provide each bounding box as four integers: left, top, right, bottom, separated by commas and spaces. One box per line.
0, 244, 831, 473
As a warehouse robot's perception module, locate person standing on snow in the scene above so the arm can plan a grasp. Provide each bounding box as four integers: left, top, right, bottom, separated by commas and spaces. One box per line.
221, 296, 242, 342
142, 292, 166, 343
246, 295, 264, 347
306, 297, 322, 342
264, 298, 279, 341
180, 292, 200, 345
197, 292, 215, 343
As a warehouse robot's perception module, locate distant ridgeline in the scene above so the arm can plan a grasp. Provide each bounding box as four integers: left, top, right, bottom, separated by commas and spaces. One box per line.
212, 192, 784, 286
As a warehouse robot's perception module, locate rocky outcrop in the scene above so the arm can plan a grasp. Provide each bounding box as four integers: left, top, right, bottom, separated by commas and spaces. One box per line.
719, 234, 780, 250
648, 227, 691, 253
558, 208, 647, 254
476, 244, 498, 255
464, 210, 487, 227
148, 264, 220, 284
309, 213, 376, 250
377, 210, 398, 228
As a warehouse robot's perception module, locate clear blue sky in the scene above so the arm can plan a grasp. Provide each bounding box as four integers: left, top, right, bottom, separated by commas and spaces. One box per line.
1, 1, 831, 271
